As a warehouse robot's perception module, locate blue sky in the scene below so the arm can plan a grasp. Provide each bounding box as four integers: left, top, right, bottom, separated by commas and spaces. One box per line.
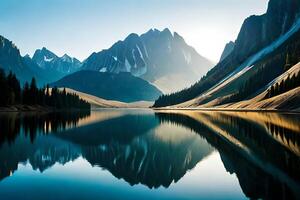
0, 0, 268, 62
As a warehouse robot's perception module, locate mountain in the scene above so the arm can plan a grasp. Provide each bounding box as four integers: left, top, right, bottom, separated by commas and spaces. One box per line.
219, 41, 235, 62
233, 0, 300, 62
83, 28, 214, 93
153, 0, 300, 109
51, 70, 163, 103
32, 47, 82, 75
0, 35, 45, 85
0, 36, 81, 86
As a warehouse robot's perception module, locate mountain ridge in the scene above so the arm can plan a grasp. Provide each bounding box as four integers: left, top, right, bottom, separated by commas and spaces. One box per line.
83, 28, 214, 93
32, 47, 82, 74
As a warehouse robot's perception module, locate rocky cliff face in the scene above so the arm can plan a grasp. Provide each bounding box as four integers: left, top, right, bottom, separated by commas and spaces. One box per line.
233, 0, 300, 62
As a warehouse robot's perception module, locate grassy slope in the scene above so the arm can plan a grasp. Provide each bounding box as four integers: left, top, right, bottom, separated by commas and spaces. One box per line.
64, 88, 153, 108
171, 62, 300, 111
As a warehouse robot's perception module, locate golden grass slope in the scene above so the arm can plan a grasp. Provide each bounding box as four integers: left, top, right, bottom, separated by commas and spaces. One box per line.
63, 88, 153, 108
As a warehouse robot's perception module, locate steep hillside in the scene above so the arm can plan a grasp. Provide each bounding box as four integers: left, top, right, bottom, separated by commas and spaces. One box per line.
219, 62, 300, 111
153, 0, 300, 109
51, 71, 162, 103
83, 28, 213, 93
0, 35, 42, 84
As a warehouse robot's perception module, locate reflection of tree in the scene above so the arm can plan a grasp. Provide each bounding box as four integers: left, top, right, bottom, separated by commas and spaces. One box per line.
1, 110, 300, 199
0, 111, 90, 146
0, 111, 214, 189
156, 111, 300, 199
0, 111, 90, 180
0, 113, 21, 145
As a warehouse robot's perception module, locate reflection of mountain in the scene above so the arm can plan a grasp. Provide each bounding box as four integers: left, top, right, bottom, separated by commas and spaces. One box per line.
81, 123, 213, 188
156, 111, 300, 199
0, 134, 80, 180
1, 110, 300, 198
56, 113, 160, 145
0, 110, 213, 189
55, 112, 213, 188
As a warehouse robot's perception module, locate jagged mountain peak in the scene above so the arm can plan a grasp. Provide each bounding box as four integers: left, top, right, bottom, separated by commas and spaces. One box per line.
32, 47, 82, 74
161, 28, 173, 37
61, 54, 72, 62
83, 28, 213, 93
143, 28, 173, 38
33, 47, 58, 60
219, 41, 235, 62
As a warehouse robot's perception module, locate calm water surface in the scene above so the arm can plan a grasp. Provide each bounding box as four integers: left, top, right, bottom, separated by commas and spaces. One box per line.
0, 109, 299, 200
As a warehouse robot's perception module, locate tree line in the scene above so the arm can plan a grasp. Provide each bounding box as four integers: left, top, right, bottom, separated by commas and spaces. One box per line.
0, 69, 90, 110
266, 72, 300, 99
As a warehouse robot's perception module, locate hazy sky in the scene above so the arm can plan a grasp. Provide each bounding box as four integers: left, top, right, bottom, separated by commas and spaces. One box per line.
0, 0, 269, 62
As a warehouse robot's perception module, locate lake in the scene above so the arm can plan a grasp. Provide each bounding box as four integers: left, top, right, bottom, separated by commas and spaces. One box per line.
0, 109, 299, 200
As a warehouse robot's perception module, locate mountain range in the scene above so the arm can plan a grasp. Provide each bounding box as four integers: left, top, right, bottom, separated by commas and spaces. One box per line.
32, 47, 82, 74
0, 28, 213, 102
1, 0, 300, 110
82, 28, 214, 93
0, 37, 83, 86
153, 0, 300, 111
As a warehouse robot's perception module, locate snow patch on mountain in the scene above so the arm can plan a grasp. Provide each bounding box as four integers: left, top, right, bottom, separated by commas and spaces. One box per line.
182, 50, 191, 64
125, 58, 131, 72
136, 45, 144, 61
44, 56, 53, 62
100, 67, 107, 72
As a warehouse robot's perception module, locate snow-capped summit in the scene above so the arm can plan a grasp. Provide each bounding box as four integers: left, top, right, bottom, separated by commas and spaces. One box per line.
32, 48, 82, 74
83, 28, 214, 93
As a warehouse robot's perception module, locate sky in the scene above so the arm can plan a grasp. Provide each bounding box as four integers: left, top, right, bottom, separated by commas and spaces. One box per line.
0, 0, 269, 62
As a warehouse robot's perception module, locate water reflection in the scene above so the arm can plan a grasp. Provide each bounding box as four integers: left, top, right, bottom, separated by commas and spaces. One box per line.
0, 110, 299, 199
156, 111, 300, 199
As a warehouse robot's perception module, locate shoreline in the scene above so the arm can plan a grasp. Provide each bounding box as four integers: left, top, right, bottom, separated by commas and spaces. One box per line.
152, 107, 300, 114
0, 105, 90, 113
1, 105, 300, 114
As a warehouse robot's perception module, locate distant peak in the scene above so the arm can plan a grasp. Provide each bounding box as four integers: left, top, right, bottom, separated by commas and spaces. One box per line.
162, 28, 171, 33
38, 47, 53, 54
174, 32, 185, 42
62, 53, 71, 58
161, 28, 173, 37
125, 33, 140, 41
61, 53, 73, 62
24, 54, 31, 58
33, 47, 58, 60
